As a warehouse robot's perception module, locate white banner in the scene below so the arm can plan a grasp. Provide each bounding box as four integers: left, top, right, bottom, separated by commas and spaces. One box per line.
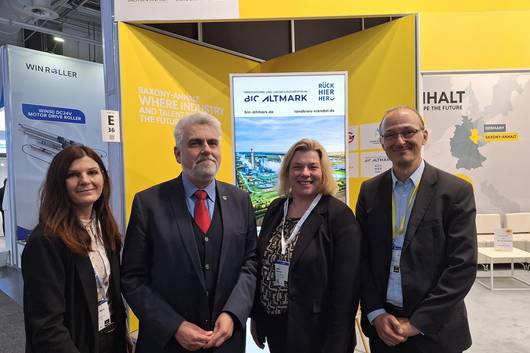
3, 46, 108, 245
422, 71, 530, 213
114, 0, 239, 22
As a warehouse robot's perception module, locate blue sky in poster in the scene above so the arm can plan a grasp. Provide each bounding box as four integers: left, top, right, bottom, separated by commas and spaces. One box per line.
234, 115, 345, 153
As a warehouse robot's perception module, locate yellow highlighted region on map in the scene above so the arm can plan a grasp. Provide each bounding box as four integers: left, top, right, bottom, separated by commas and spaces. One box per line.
468, 129, 482, 144
484, 132, 519, 141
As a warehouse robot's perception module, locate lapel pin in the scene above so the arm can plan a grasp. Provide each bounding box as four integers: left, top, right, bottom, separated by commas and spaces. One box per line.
222, 195, 228, 200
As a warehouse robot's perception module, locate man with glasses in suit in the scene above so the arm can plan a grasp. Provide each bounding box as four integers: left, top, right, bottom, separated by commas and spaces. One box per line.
356, 106, 477, 353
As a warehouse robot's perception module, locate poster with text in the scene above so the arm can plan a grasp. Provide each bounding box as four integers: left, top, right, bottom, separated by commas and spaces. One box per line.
4, 46, 107, 242
231, 73, 347, 223
422, 71, 530, 213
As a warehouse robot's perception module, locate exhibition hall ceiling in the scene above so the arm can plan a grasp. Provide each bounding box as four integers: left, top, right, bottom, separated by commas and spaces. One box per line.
0, 0, 101, 49
0, 0, 395, 63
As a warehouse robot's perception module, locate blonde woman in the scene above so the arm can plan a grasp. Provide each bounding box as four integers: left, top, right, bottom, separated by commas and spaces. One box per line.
251, 139, 361, 353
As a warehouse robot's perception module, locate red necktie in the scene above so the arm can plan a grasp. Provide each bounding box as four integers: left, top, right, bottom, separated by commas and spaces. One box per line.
194, 190, 210, 234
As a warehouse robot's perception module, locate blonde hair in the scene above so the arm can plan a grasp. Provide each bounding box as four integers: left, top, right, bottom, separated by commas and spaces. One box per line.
278, 138, 337, 197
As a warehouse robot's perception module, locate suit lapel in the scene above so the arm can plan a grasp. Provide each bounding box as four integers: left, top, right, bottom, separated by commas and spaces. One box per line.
215, 181, 233, 290
289, 197, 326, 270
402, 163, 438, 253
378, 171, 394, 271
167, 176, 206, 289
73, 254, 97, 333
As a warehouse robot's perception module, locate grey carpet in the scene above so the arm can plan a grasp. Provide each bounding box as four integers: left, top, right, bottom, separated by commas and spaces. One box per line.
0, 290, 24, 353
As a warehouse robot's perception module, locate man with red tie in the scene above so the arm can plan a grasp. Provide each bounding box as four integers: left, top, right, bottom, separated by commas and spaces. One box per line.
121, 112, 258, 353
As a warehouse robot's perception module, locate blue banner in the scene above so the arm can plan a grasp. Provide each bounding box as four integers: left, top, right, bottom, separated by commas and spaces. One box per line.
22, 103, 86, 124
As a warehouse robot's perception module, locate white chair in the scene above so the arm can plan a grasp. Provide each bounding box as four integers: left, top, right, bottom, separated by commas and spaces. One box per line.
505, 212, 530, 268
475, 214, 501, 267
476, 213, 501, 235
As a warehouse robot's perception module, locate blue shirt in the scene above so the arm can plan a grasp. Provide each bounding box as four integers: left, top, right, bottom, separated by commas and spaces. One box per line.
181, 173, 216, 219
367, 160, 425, 324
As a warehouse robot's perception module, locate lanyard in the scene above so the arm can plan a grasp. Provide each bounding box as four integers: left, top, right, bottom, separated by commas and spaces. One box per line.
391, 181, 420, 240
95, 273, 108, 302
90, 220, 110, 300
280, 193, 322, 255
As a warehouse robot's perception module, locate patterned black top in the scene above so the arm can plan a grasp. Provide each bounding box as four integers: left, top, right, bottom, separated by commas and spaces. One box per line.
259, 217, 300, 315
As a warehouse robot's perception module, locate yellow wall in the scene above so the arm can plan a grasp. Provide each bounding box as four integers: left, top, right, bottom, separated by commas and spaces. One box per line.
238, 1, 530, 20
260, 16, 416, 205
420, 11, 530, 71
118, 23, 258, 205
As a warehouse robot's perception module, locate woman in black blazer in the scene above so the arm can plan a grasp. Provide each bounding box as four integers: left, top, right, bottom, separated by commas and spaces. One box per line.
22, 145, 129, 353
251, 139, 362, 353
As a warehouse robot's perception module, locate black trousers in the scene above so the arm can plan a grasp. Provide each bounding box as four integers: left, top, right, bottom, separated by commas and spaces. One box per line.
369, 336, 423, 353
98, 329, 118, 353
262, 313, 288, 353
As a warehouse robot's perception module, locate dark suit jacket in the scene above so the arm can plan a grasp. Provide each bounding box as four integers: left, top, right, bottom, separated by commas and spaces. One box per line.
22, 225, 127, 353
121, 176, 258, 353
356, 162, 477, 352
252, 195, 361, 353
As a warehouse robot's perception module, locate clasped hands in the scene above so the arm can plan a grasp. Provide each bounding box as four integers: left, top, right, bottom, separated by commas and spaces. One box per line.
175, 312, 234, 351
373, 313, 420, 347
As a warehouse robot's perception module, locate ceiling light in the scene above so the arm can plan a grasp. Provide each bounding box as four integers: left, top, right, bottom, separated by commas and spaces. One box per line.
53, 37, 64, 43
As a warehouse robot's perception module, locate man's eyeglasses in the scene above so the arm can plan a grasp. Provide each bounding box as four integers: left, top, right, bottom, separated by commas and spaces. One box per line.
380, 128, 423, 142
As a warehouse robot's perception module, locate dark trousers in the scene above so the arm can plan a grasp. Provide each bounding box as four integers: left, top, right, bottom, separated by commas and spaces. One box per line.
262, 313, 288, 353
98, 329, 117, 353
370, 337, 462, 353
369, 336, 423, 353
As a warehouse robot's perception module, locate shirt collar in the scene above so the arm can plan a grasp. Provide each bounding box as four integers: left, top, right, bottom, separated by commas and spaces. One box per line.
391, 159, 425, 189
181, 173, 216, 201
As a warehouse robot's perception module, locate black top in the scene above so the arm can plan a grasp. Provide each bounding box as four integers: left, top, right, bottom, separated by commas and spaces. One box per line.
22, 225, 127, 353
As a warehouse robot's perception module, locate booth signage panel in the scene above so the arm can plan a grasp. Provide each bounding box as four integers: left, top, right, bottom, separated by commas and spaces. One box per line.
231, 73, 347, 224
422, 71, 530, 214
114, 0, 239, 22
5, 46, 108, 241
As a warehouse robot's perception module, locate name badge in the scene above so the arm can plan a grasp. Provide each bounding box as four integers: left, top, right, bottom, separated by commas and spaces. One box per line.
98, 299, 111, 331
274, 260, 289, 287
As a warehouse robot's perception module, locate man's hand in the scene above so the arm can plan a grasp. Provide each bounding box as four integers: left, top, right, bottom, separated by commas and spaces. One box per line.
175, 321, 213, 351
397, 317, 420, 337
204, 312, 234, 348
373, 313, 407, 347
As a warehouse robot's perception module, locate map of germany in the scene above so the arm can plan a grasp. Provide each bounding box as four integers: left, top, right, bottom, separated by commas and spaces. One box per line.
450, 116, 487, 170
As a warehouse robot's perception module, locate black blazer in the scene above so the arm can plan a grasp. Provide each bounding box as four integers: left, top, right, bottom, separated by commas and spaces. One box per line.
121, 176, 258, 353
22, 225, 127, 353
356, 162, 477, 352
252, 195, 362, 353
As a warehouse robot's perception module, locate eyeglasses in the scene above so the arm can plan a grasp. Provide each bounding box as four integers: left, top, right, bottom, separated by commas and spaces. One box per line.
380, 128, 423, 142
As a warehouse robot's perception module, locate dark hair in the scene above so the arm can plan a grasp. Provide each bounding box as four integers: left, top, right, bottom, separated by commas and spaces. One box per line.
39, 145, 121, 256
